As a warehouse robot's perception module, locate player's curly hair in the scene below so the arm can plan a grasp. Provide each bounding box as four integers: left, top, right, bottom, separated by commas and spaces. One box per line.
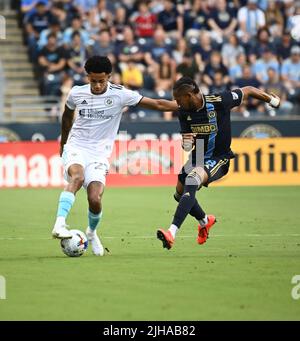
173, 76, 200, 94
84, 56, 112, 74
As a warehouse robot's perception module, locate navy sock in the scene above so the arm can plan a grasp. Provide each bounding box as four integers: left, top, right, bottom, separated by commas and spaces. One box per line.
172, 182, 198, 228
190, 200, 206, 220
174, 190, 205, 221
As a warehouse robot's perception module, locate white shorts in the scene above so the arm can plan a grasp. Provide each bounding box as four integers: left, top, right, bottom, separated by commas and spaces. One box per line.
62, 145, 109, 189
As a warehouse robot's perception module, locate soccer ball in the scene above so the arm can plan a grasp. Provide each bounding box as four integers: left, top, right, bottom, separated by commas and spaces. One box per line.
60, 229, 88, 257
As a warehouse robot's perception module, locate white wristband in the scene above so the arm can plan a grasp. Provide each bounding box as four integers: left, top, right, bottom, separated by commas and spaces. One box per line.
269, 96, 280, 108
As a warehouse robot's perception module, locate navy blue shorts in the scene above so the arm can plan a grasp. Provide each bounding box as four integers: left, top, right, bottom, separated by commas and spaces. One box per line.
178, 156, 230, 187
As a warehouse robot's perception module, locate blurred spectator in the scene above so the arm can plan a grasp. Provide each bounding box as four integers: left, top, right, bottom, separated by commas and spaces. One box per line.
121, 62, 144, 90
286, 1, 300, 34
57, 0, 79, 22
176, 53, 199, 79
157, 0, 183, 39
191, 30, 214, 66
38, 33, 66, 96
235, 64, 264, 116
184, 0, 211, 38
249, 27, 275, 62
117, 26, 145, 67
221, 34, 245, 68
110, 6, 128, 42
264, 67, 293, 116
203, 50, 229, 87
74, 0, 98, 16
25, 1, 53, 61
172, 37, 188, 65
208, 0, 237, 44
89, 30, 115, 63
63, 15, 90, 47
252, 47, 280, 84
281, 45, 300, 103
275, 30, 296, 62
92, 0, 114, 27
144, 28, 172, 63
21, 0, 49, 17
235, 64, 261, 89
65, 31, 87, 87
229, 53, 247, 81
154, 52, 176, 94
209, 71, 231, 94
50, 3, 69, 30
38, 18, 63, 50
130, 1, 157, 39
237, 0, 266, 44
265, 0, 284, 37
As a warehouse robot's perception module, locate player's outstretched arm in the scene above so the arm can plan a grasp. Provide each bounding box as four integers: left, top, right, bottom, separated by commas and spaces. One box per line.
138, 97, 179, 111
60, 105, 75, 156
241, 86, 281, 108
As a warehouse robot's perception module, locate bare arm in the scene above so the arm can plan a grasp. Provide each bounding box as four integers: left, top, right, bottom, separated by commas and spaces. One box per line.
208, 19, 223, 34
60, 105, 75, 156
138, 97, 179, 111
240, 86, 280, 108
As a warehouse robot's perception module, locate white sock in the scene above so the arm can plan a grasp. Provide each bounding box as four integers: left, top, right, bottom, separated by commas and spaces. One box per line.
86, 226, 96, 235
55, 216, 66, 226
168, 224, 178, 238
199, 215, 208, 227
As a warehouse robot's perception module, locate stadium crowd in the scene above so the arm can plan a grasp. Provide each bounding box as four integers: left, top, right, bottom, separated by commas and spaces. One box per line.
19, 0, 300, 119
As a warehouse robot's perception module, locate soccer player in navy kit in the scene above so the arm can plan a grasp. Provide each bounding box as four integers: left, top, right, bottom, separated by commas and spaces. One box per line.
157, 77, 281, 250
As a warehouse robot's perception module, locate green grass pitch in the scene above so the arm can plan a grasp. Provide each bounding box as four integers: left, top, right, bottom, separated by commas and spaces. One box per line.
0, 186, 300, 320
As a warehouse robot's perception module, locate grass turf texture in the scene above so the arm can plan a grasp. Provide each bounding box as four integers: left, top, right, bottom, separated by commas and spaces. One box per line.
0, 186, 299, 321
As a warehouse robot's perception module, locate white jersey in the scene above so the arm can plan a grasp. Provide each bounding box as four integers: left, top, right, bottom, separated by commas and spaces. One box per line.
65, 82, 143, 157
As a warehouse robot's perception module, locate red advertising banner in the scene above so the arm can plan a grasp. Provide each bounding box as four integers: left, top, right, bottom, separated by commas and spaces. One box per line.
1, 139, 299, 188
0, 141, 182, 188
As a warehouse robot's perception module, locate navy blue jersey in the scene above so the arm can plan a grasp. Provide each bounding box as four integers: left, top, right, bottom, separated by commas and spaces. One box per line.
178, 89, 243, 160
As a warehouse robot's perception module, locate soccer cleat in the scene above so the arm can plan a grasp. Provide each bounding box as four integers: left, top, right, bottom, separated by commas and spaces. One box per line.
52, 223, 72, 239
157, 228, 175, 250
86, 227, 104, 256
197, 215, 217, 245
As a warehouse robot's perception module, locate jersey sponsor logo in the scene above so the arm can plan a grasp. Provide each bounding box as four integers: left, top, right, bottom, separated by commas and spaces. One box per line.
78, 109, 115, 120
105, 97, 114, 107
191, 123, 218, 134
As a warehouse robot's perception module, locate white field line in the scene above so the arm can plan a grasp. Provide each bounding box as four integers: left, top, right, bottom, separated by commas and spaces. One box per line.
0, 234, 300, 241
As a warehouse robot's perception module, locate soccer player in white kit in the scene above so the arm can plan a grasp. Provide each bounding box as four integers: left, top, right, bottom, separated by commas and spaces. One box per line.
52, 56, 178, 255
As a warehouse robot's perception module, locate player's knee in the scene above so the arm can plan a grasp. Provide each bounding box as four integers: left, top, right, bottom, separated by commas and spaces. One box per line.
88, 193, 101, 208
173, 190, 182, 202
185, 171, 202, 190
71, 173, 84, 187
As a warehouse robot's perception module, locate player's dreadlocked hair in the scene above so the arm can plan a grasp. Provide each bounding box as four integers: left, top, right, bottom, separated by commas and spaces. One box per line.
84, 56, 112, 74
173, 76, 200, 94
